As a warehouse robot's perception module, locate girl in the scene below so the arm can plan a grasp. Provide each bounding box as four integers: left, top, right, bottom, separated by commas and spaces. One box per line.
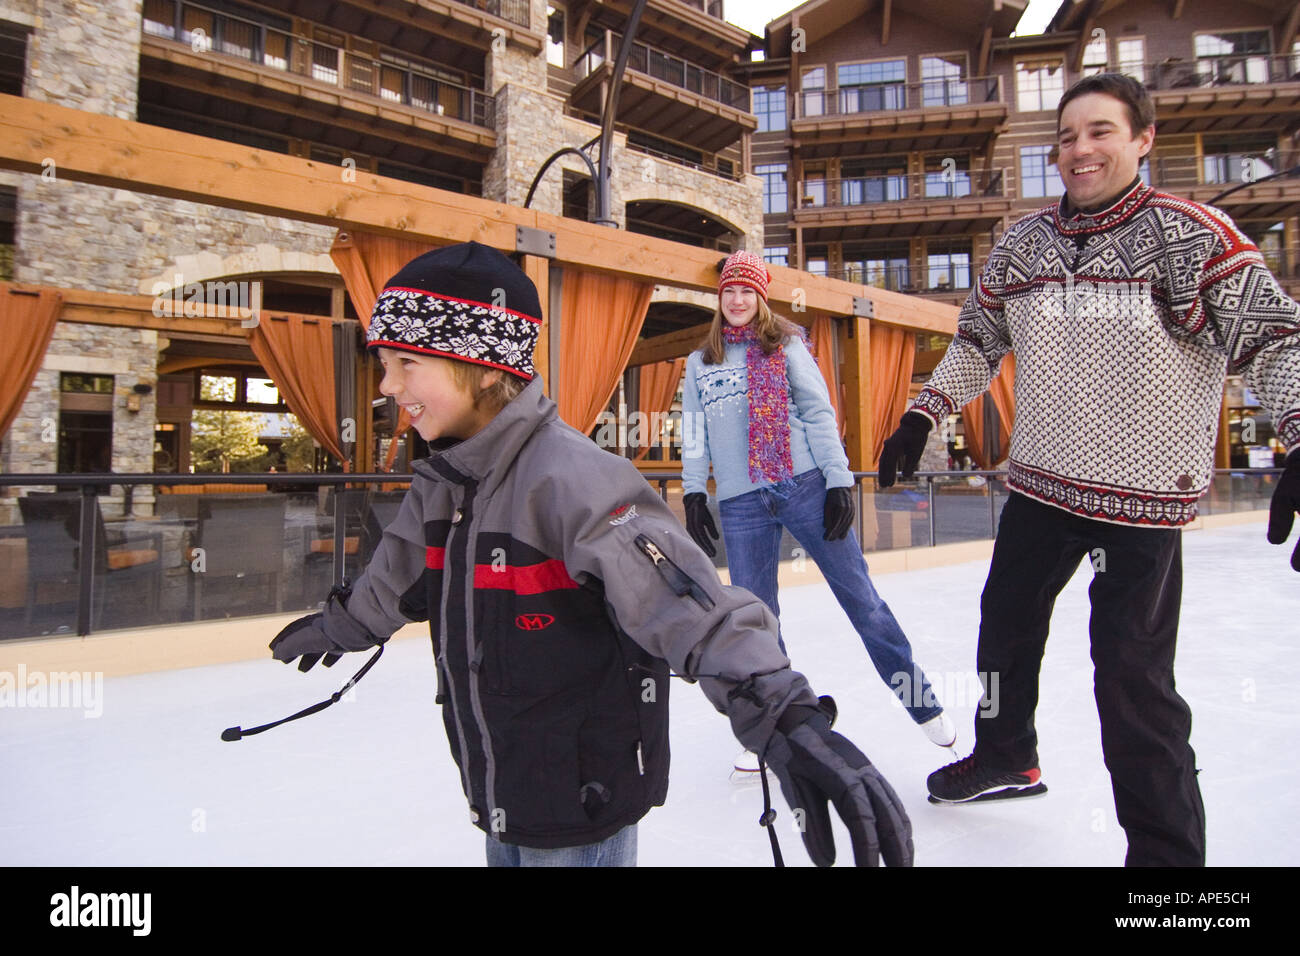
681, 251, 954, 767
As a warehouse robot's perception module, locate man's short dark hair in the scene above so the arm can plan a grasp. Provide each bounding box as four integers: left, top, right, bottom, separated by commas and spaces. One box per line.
1057, 73, 1155, 137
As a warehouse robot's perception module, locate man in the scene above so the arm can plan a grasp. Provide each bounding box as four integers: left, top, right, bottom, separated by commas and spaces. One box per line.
879, 73, 1300, 866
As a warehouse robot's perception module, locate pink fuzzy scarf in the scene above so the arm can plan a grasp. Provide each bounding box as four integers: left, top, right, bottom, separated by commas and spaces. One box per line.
722, 324, 794, 485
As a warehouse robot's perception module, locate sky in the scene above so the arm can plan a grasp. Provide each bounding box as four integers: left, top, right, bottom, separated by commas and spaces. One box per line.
726, 0, 1058, 38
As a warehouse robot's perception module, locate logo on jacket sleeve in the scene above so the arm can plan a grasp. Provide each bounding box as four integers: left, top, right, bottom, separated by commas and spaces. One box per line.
515, 613, 555, 631
608, 503, 639, 526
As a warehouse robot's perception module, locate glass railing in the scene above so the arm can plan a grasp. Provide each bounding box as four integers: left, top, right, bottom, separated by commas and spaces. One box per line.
1151, 151, 1299, 191
3, 468, 1281, 638
142, 0, 495, 128
1141, 54, 1300, 90
795, 75, 1003, 120
575, 31, 751, 111
796, 169, 1006, 209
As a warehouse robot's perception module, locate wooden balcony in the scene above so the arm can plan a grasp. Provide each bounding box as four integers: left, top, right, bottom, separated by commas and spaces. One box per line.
792, 171, 1013, 240
570, 30, 756, 153
790, 76, 1007, 157
139, 5, 496, 163
1151, 153, 1300, 221
1144, 55, 1300, 135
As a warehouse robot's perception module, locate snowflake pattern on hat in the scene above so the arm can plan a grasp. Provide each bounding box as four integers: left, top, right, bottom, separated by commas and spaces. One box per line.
367, 287, 539, 380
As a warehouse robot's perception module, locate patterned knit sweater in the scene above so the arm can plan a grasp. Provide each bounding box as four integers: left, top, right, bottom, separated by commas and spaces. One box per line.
910, 180, 1300, 527
682, 336, 854, 501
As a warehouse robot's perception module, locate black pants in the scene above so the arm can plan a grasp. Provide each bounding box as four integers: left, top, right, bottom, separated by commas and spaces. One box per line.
974, 492, 1206, 866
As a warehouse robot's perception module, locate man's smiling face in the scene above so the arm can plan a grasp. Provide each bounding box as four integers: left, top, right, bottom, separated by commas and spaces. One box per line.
1056, 91, 1154, 210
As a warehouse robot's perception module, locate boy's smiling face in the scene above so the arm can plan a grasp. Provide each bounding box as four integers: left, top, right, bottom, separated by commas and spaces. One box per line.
376, 348, 497, 442
1056, 91, 1153, 210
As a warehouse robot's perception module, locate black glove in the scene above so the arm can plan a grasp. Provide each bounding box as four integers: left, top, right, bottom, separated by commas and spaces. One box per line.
683, 492, 719, 558
878, 411, 933, 488
1267, 448, 1300, 572
763, 704, 914, 867
823, 486, 854, 540
270, 585, 382, 672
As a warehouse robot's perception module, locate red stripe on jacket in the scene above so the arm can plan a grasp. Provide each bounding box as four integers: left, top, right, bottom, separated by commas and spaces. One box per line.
474, 560, 579, 595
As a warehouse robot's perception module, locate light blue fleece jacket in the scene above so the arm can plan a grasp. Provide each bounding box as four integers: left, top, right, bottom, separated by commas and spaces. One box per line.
682, 335, 854, 501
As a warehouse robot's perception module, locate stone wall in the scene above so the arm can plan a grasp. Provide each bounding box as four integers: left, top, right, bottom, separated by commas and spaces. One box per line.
25, 0, 142, 119
1, 321, 159, 521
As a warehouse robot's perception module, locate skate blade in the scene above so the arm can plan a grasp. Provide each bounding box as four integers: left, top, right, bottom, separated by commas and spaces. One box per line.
928, 782, 1048, 805
729, 767, 763, 784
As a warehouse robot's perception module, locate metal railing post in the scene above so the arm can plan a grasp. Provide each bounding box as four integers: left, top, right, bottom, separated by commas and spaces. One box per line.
77, 484, 97, 636
332, 487, 347, 587
856, 476, 865, 547
989, 473, 997, 538
927, 476, 936, 547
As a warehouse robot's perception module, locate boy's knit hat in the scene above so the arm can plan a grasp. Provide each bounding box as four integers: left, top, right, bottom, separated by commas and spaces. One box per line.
718, 250, 771, 302
366, 241, 542, 381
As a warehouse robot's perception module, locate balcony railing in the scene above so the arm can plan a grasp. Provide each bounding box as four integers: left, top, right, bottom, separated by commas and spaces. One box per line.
808, 264, 971, 294
1150, 151, 1300, 191
794, 75, 1003, 120
142, 0, 495, 129
624, 138, 742, 180
451, 0, 531, 29
1140, 53, 1300, 91
796, 169, 1006, 209
576, 31, 751, 111
676, 0, 726, 17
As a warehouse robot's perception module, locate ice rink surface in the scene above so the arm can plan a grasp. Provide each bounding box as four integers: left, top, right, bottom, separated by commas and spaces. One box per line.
2, 521, 1296, 868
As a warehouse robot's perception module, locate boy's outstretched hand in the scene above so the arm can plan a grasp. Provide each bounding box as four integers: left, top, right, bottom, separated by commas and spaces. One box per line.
269, 585, 381, 671
1267, 449, 1300, 572
763, 705, 913, 867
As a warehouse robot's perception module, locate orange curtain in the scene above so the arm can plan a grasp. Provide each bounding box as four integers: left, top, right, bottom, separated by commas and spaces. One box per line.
330, 231, 439, 470
963, 354, 1016, 470
1, 285, 62, 439
632, 358, 684, 460
807, 314, 845, 438
869, 321, 916, 469
558, 269, 654, 433
248, 314, 346, 462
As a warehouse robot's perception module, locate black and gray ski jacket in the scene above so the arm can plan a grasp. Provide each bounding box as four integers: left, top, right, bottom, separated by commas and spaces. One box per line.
337, 377, 818, 848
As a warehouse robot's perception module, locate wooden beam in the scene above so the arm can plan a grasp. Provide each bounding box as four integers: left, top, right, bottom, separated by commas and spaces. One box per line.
0, 94, 956, 336
1172, 0, 1185, 20
881, 0, 892, 46
1280, 1, 1300, 55
1073, 13, 1098, 73
977, 26, 993, 77
628, 322, 712, 366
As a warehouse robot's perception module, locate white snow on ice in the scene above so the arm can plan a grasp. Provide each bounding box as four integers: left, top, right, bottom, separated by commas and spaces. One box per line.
1, 521, 1296, 867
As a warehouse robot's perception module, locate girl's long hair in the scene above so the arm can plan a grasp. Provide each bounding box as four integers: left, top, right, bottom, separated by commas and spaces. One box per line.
700, 294, 805, 364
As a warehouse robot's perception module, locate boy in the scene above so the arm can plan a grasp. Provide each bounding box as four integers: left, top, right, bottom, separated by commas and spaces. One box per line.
269, 241, 912, 867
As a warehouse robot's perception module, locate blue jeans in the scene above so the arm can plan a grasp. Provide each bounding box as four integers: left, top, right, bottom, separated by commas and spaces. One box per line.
485, 824, 637, 867
719, 469, 942, 725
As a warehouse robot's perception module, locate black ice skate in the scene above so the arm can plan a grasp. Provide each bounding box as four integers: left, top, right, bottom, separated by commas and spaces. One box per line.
926, 753, 1047, 804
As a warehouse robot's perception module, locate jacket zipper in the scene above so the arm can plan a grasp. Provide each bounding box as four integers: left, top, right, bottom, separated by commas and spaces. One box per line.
634, 533, 715, 611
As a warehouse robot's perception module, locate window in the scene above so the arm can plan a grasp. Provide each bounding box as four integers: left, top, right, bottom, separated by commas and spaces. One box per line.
763, 247, 789, 266
1241, 221, 1285, 275
757, 163, 788, 214
841, 156, 908, 205
926, 240, 972, 291
1115, 37, 1145, 83
924, 154, 971, 198
753, 84, 787, 132
1195, 30, 1270, 84
1016, 58, 1065, 112
0, 20, 27, 98
921, 55, 968, 106
837, 59, 906, 113
844, 245, 910, 291
1081, 34, 1108, 76
547, 5, 565, 68
800, 162, 826, 207
142, 0, 175, 39
805, 257, 828, 276
1138, 157, 1150, 186
1020, 145, 1064, 198
1202, 134, 1278, 185
59, 374, 115, 473
801, 66, 825, 117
